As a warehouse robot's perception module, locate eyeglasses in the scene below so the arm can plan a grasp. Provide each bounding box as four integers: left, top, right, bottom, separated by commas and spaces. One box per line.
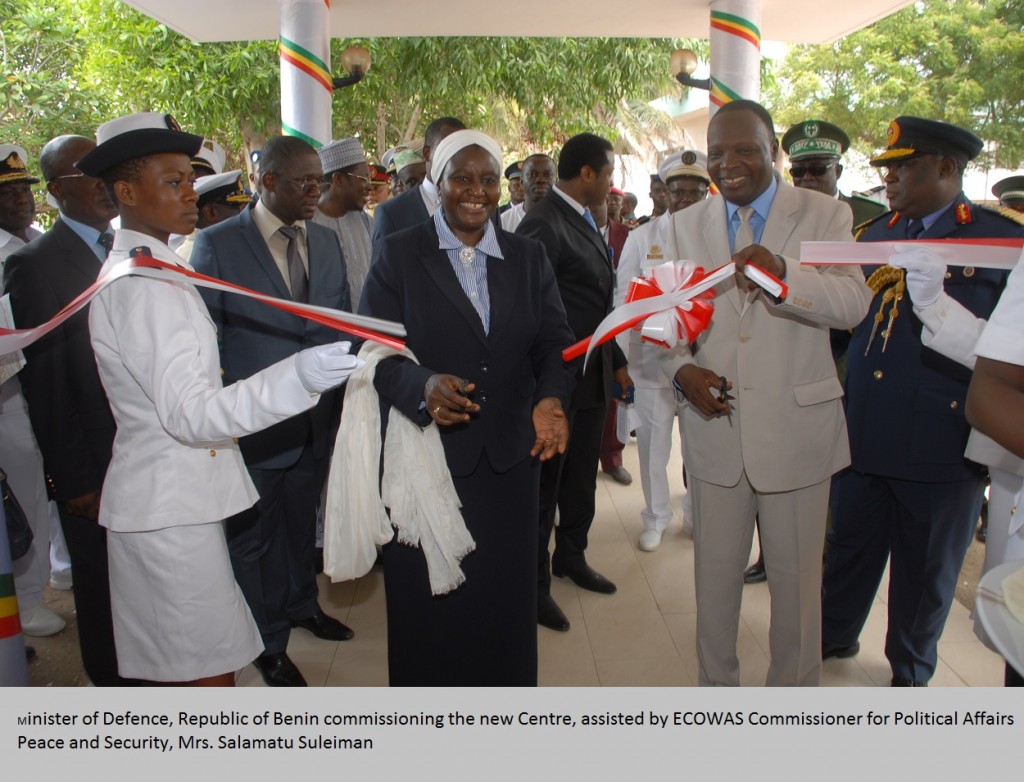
790, 162, 835, 178
50, 173, 87, 182
669, 187, 708, 202
343, 172, 370, 185
275, 175, 322, 194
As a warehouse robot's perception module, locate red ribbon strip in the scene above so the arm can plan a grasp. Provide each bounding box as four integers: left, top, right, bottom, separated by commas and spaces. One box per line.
0, 255, 406, 358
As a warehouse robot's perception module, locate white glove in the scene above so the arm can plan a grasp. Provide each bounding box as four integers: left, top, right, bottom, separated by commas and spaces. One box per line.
888, 247, 946, 309
295, 341, 361, 393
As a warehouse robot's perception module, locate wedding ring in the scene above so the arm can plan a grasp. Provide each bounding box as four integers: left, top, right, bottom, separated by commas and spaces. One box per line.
433, 406, 442, 416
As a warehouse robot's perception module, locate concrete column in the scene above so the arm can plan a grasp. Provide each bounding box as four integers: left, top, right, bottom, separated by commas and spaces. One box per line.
278, 0, 333, 148
708, 0, 762, 115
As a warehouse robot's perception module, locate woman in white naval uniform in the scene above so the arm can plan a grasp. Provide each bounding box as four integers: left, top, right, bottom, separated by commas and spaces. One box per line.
891, 247, 1024, 685
79, 113, 359, 686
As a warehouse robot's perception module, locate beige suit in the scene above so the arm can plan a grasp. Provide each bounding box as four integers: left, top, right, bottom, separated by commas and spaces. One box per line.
659, 182, 871, 686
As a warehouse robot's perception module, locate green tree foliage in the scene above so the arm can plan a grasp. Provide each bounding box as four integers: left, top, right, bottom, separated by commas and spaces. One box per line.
765, 0, 1024, 168
0, 0, 105, 162
4, 0, 700, 168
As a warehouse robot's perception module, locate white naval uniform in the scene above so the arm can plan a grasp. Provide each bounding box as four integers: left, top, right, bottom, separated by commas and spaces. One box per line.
914, 251, 1024, 650
1, 225, 51, 613
615, 215, 689, 533
89, 229, 322, 681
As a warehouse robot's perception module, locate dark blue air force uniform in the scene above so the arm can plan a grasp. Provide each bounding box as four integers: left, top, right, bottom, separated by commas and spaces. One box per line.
822, 194, 1023, 683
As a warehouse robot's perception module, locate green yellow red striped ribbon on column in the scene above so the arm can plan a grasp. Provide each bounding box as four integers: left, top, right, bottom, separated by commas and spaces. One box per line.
279, 36, 333, 93
709, 9, 761, 108
0, 573, 21, 639
710, 78, 744, 109
710, 10, 761, 49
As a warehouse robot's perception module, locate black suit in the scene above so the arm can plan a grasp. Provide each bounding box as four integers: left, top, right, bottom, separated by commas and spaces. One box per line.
370, 186, 429, 265
361, 218, 574, 684
516, 189, 626, 594
3, 217, 128, 685
191, 207, 351, 655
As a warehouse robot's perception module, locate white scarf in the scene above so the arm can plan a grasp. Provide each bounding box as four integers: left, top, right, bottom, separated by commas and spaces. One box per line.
323, 341, 475, 595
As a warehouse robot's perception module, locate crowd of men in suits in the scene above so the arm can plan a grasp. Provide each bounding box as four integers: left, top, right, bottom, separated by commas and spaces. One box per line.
2, 97, 1023, 687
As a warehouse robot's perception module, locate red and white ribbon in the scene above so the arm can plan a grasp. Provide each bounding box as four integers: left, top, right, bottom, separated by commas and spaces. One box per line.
563, 260, 788, 370
801, 239, 1024, 269
0, 254, 406, 358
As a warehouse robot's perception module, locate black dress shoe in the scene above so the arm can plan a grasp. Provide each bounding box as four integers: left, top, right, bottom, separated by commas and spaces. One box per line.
891, 676, 927, 687
291, 610, 355, 641
603, 466, 633, 485
822, 641, 860, 660
552, 561, 617, 594
537, 594, 570, 632
743, 558, 767, 584
253, 652, 306, 687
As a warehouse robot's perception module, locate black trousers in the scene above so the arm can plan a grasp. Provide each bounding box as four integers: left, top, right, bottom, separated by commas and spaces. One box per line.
537, 402, 607, 596
226, 444, 326, 655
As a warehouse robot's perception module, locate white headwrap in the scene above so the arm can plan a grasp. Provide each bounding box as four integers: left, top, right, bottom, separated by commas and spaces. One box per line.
429, 129, 503, 184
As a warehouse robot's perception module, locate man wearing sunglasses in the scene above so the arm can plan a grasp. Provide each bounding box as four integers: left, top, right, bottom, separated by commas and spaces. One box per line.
191, 135, 354, 687
782, 119, 886, 232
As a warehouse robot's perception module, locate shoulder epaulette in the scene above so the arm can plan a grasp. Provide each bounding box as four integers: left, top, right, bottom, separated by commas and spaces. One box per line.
855, 210, 894, 241
980, 203, 1024, 226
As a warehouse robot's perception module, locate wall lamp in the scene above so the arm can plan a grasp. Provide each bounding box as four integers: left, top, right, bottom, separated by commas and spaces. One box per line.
670, 49, 710, 92
333, 45, 371, 89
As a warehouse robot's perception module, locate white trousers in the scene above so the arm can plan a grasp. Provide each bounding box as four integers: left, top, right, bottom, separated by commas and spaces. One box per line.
634, 385, 685, 531
0, 379, 51, 609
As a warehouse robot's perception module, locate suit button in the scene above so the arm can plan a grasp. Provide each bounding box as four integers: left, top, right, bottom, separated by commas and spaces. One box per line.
478, 392, 488, 402
963, 267, 975, 278
220, 367, 225, 376
480, 361, 489, 373
950, 400, 959, 410
873, 370, 884, 380
209, 449, 217, 457
944, 272, 952, 280
233, 438, 239, 444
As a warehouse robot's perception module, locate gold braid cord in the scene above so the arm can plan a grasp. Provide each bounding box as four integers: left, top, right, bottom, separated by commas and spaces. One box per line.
863, 265, 906, 355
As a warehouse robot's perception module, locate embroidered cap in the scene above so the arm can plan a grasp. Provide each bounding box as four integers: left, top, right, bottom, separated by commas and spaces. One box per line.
869, 116, 983, 167
781, 120, 850, 161
0, 144, 40, 185
195, 169, 251, 207
319, 137, 367, 175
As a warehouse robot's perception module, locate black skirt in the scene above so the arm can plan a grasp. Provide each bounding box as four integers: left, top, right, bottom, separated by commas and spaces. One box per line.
383, 453, 539, 686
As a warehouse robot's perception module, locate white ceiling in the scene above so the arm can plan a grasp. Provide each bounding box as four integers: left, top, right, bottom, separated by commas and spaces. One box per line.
122, 0, 914, 45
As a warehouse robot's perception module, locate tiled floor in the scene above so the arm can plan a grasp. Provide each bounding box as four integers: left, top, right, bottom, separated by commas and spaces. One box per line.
238, 434, 1006, 687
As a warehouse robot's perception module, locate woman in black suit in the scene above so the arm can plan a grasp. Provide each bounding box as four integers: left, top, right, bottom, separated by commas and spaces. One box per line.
359, 130, 575, 685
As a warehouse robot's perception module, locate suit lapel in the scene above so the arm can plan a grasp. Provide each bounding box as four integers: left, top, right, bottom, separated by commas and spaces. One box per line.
419, 223, 489, 347
549, 192, 610, 267
52, 219, 105, 284
486, 233, 519, 344
760, 184, 799, 255
239, 208, 291, 300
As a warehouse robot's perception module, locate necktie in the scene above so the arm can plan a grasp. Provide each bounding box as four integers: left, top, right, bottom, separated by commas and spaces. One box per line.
97, 232, 114, 258
733, 207, 756, 307
277, 225, 309, 304
906, 220, 925, 240
582, 208, 599, 233
733, 206, 754, 254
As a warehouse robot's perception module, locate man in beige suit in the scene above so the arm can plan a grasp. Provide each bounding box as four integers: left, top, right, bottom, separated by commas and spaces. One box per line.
659, 100, 872, 686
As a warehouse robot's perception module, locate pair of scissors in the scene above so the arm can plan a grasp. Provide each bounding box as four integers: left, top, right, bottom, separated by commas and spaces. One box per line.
717, 375, 734, 420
